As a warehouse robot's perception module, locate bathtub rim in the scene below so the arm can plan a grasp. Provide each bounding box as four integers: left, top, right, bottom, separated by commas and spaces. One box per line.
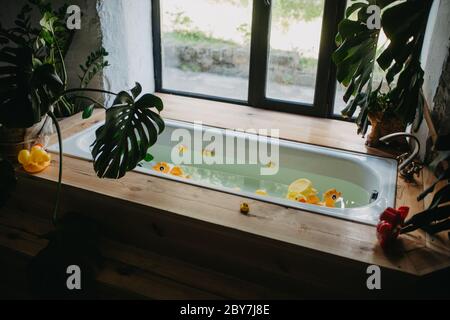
48, 119, 398, 226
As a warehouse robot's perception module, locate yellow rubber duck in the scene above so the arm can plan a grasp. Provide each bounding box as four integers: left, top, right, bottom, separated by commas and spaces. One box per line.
18, 144, 51, 174
153, 162, 170, 173
286, 178, 319, 204
178, 145, 188, 155
286, 179, 341, 207
255, 189, 268, 196
318, 189, 342, 208
240, 202, 249, 214
202, 149, 215, 157
170, 166, 184, 177
263, 161, 276, 168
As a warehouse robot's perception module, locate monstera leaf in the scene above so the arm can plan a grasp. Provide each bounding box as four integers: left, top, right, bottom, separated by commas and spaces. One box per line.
0, 45, 63, 128
333, 0, 432, 136
91, 83, 165, 179
378, 0, 432, 130
332, 1, 393, 135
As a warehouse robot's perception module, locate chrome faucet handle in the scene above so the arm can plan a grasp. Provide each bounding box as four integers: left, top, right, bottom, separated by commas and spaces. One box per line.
379, 132, 421, 172
400, 161, 423, 183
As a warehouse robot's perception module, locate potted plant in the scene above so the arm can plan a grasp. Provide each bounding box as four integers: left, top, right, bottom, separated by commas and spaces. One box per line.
0, 2, 165, 223
0, 1, 167, 298
333, 0, 432, 147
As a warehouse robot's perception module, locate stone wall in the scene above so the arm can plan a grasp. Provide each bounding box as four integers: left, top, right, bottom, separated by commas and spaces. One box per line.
163, 42, 317, 87
431, 44, 450, 136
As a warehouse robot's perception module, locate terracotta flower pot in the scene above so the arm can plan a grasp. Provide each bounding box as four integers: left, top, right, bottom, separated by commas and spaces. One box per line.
0, 116, 53, 164
366, 111, 407, 147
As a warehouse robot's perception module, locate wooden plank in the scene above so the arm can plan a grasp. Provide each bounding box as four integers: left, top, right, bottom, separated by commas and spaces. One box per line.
7, 94, 449, 285
100, 239, 289, 299
422, 167, 450, 257
157, 93, 392, 157
20, 156, 424, 275
0, 209, 251, 299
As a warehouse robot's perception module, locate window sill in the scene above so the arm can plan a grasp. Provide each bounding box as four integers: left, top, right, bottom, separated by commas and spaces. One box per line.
155, 92, 389, 158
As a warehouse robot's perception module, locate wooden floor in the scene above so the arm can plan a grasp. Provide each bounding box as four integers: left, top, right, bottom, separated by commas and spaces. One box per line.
1, 94, 449, 298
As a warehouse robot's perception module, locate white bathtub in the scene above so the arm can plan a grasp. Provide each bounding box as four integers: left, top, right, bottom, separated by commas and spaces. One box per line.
49, 119, 397, 225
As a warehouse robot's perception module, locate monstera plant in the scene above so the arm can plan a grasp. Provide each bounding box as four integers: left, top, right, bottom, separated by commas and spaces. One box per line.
0, 2, 165, 223
333, 0, 433, 146
0, 1, 165, 298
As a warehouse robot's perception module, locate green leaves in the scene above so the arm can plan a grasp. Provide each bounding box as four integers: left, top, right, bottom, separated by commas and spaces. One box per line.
332, 1, 382, 135
333, 0, 433, 136
378, 0, 432, 130
403, 146, 450, 236
91, 83, 165, 179
79, 47, 110, 88
82, 104, 95, 119
0, 45, 63, 128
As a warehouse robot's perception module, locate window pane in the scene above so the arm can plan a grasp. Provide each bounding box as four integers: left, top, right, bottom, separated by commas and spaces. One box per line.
160, 0, 253, 101
266, 0, 325, 104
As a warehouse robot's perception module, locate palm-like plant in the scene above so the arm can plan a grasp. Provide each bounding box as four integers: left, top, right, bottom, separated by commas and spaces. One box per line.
333, 0, 432, 145
0, 3, 165, 223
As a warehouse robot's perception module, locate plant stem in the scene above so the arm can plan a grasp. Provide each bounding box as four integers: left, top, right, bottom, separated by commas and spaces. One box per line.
62, 88, 118, 97
71, 95, 107, 110
48, 111, 62, 225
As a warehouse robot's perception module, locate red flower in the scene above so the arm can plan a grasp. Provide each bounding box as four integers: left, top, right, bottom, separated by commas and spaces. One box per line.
376, 206, 409, 250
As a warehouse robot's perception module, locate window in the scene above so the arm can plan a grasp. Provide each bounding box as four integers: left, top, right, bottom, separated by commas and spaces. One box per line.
153, 0, 347, 117
266, 0, 325, 105
159, 0, 253, 101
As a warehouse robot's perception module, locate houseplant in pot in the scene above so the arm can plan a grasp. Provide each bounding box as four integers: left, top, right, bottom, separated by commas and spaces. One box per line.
333, 0, 432, 146
0, 2, 165, 297
0, 3, 110, 163
0, 3, 165, 221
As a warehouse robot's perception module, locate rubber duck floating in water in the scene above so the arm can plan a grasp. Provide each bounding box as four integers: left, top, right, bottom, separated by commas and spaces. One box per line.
178, 145, 188, 155
152, 162, 190, 179
153, 162, 170, 174
286, 178, 319, 203
286, 178, 342, 208
18, 144, 51, 174
318, 189, 342, 208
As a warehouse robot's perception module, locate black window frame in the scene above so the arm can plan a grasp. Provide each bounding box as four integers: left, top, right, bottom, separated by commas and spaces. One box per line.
152, 0, 347, 118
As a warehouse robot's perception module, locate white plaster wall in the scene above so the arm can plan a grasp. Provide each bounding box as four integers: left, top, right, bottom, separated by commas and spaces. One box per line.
421, 0, 450, 105
97, 0, 155, 106
416, 0, 450, 160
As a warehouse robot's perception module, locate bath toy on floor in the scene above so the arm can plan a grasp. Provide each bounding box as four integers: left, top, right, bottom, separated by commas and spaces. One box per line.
153, 162, 170, 174
318, 189, 342, 208
18, 144, 51, 174
240, 202, 250, 214
255, 189, 268, 196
